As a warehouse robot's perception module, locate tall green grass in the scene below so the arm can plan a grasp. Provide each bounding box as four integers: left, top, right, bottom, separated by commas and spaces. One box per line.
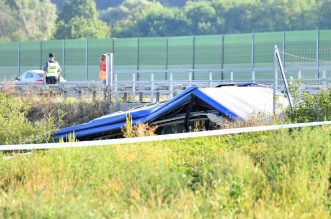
0, 126, 330, 218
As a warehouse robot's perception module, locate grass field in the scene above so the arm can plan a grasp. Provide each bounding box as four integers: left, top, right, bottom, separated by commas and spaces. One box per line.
0, 126, 330, 218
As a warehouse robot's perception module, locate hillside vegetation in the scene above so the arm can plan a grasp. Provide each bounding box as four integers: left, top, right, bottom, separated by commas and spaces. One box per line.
1, 0, 331, 40
0, 126, 330, 218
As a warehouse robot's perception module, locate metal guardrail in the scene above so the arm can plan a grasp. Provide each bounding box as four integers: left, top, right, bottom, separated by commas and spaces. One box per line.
0, 121, 330, 151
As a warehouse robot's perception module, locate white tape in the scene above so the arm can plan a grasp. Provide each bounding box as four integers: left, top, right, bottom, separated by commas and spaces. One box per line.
0, 121, 330, 151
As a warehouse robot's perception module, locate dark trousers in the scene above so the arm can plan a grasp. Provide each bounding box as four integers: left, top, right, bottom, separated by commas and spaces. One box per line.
46, 76, 58, 84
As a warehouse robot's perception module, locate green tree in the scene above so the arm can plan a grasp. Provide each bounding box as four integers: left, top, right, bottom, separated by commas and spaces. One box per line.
4, 0, 57, 40
184, 1, 218, 35
116, 6, 189, 37
0, 2, 17, 40
318, 0, 331, 28
55, 0, 109, 39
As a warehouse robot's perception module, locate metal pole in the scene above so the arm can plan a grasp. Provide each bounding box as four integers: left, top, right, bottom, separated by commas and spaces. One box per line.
273, 45, 278, 115
114, 73, 118, 104
251, 32, 254, 71
275, 45, 294, 110
17, 42, 20, 76
151, 73, 155, 103
62, 39, 65, 78
165, 37, 169, 80
192, 35, 196, 80
132, 72, 136, 103
110, 53, 113, 87
169, 72, 173, 98
86, 38, 88, 80
112, 38, 115, 55
221, 35, 225, 81
105, 53, 114, 87
137, 38, 140, 81
282, 31, 286, 73
209, 71, 212, 88
316, 28, 320, 81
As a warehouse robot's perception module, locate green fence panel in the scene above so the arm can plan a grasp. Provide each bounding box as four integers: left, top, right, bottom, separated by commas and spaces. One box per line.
224, 33, 251, 81
319, 30, 331, 70
0, 42, 18, 80
139, 37, 167, 81
64, 39, 86, 81
1, 30, 331, 82
195, 35, 222, 80
19, 41, 40, 73
284, 30, 317, 80
87, 39, 113, 81
168, 36, 193, 80
254, 31, 283, 81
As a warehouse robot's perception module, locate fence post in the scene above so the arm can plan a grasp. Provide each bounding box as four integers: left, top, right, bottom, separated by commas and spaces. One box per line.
132, 72, 136, 103
273, 45, 279, 115
156, 92, 160, 102
251, 70, 255, 83
139, 92, 143, 103
192, 35, 196, 80
282, 31, 286, 73
150, 73, 154, 103
137, 38, 140, 81
297, 70, 302, 103
114, 73, 118, 104
316, 29, 320, 82
209, 71, 213, 88
251, 32, 255, 72
17, 42, 20, 76
92, 90, 96, 101
165, 37, 169, 80
86, 38, 88, 80
322, 70, 326, 85
169, 72, 173, 98
221, 35, 224, 81
188, 70, 192, 87
62, 39, 65, 78
230, 72, 234, 83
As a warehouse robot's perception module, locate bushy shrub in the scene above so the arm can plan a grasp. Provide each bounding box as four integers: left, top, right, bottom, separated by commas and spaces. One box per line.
286, 88, 331, 122
0, 92, 54, 144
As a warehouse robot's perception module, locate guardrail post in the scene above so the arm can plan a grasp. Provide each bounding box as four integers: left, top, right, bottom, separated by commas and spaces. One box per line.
230, 72, 234, 83
169, 72, 173, 98
139, 92, 143, 103
322, 70, 326, 85
251, 70, 255, 83
209, 71, 213, 88
114, 73, 118, 104
150, 73, 154, 103
297, 70, 302, 103
92, 90, 96, 101
188, 70, 192, 87
156, 92, 160, 102
132, 72, 136, 103
63, 90, 67, 99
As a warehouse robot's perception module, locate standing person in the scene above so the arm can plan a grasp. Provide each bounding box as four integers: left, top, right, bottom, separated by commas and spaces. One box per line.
99, 54, 107, 85
44, 53, 62, 84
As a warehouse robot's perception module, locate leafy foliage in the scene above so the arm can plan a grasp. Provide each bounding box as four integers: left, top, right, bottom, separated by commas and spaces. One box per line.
286, 88, 331, 122
2, 0, 331, 40
0, 93, 54, 144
